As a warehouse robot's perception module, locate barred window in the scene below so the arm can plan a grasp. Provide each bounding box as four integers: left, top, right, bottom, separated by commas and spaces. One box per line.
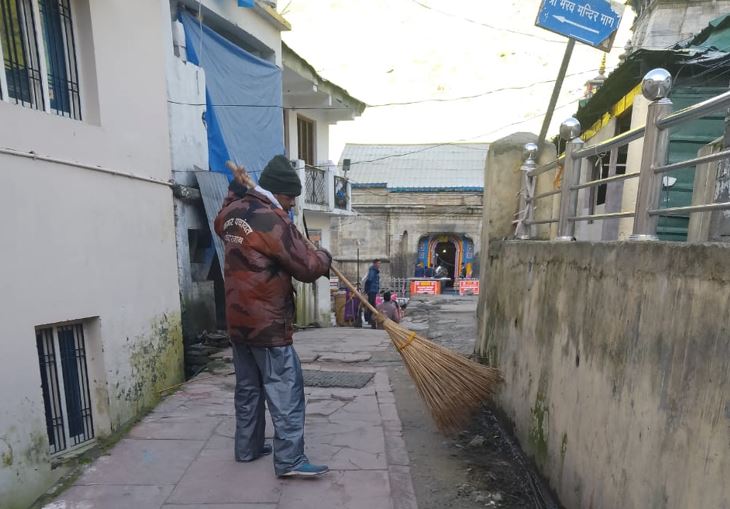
36, 322, 95, 455
0, 0, 81, 119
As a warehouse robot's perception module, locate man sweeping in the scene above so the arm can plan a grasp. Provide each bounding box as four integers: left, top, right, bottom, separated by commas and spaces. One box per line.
214, 155, 332, 478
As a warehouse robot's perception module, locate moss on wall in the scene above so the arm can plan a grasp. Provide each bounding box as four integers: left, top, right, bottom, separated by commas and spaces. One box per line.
528, 389, 549, 467
116, 312, 184, 425
480, 240, 730, 509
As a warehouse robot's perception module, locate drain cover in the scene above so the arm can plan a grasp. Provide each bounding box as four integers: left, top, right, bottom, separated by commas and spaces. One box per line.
302, 370, 374, 389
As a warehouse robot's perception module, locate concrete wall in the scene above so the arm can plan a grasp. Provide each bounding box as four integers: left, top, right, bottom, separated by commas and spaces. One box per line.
284, 108, 334, 168
477, 132, 555, 346
0, 2, 182, 507
297, 212, 333, 326
574, 119, 616, 242
477, 241, 730, 509
631, 0, 730, 50
285, 107, 349, 326
618, 94, 650, 239
174, 0, 283, 65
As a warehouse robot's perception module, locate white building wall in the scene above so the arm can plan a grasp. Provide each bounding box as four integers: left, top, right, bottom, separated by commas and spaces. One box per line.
191, 0, 283, 65
301, 212, 334, 325
286, 108, 336, 168
574, 118, 617, 242
0, 2, 182, 507
286, 106, 346, 325
285, 109, 298, 159
315, 115, 330, 166
618, 95, 651, 239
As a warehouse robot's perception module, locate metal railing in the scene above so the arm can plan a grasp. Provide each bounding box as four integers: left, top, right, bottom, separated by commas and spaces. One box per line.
304, 164, 327, 206
516, 68, 730, 242
385, 277, 410, 297
334, 175, 349, 210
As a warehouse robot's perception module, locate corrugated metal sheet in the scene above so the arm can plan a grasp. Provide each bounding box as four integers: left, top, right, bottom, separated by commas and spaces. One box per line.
339, 143, 488, 191
658, 86, 727, 241
195, 171, 229, 277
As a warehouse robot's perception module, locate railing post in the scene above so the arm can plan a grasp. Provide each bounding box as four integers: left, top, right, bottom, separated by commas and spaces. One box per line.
326, 163, 335, 210
346, 178, 352, 212
556, 118, 583, 241
294, 159, 306, 210
515, 143, 538, 239
631, 68, 673, 241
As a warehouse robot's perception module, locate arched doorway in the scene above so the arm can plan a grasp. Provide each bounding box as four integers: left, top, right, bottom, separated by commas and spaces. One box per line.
434, 241, 457, 286
417, 234, 474, 279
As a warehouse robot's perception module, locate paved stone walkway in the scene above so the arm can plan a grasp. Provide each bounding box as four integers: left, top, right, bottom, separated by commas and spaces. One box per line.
44, 328, 417, 509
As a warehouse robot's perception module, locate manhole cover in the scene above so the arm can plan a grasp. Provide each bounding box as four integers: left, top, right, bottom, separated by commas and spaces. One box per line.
302, 370, 374, 388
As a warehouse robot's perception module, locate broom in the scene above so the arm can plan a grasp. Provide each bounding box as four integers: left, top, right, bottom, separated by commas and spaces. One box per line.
224, 161, 502, 433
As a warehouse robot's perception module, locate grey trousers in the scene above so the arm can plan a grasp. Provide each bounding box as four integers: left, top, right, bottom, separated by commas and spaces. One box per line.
231, 343, 308, 476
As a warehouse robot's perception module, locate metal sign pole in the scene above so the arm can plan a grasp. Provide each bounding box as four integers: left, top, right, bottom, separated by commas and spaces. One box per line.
533, 0, 624, 150
537, 38, 575, 151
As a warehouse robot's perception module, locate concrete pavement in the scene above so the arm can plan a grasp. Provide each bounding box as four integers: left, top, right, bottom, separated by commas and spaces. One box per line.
43, 327, 417, 509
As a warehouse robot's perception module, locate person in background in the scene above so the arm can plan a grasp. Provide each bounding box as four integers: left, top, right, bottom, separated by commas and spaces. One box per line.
425, 264, 435, 278
414, 262, 425, 278
214, 155, 332, 478
363, 259, 381, 328
376, 291, 401, 326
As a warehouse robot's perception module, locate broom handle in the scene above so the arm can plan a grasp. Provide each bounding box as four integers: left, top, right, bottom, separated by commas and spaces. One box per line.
225, 160, 380, 317
314, 245, 378, 316
301, 214, 379, 317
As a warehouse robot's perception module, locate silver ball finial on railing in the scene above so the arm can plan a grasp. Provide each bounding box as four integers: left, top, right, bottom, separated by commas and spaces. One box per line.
641, 68, 672, 101
523, 142, 538, 162
560, 118, 582, 141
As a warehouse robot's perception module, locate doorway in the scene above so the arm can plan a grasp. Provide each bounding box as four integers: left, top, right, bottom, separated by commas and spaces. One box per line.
434, 241, 456, 285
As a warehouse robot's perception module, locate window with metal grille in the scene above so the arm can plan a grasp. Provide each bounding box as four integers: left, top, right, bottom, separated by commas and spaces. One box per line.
36, 322, 95, 455
297, 115, 315, 165
0, 0, 44, 109
304, 164, 327, 205
39, 0, 80, 118
0, 0, 81, 119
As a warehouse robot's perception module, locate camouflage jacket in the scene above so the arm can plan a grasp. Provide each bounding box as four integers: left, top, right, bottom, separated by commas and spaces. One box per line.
214, 189, 331, 347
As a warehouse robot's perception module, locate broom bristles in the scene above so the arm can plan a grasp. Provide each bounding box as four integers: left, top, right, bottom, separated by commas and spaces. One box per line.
382, 318, 502, 434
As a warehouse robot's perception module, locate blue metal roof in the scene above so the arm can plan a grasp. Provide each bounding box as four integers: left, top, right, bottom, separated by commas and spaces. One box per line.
340, 143, 488, 191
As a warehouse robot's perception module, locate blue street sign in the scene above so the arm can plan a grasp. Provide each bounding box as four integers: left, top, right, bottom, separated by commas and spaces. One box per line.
238, 0, 254, 7
535, 0, 624, 52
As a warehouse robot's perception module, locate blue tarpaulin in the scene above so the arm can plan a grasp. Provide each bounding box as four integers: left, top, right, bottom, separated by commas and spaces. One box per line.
180, 11, 284, 181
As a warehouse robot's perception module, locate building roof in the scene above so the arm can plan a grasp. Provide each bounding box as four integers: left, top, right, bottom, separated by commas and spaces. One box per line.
282, 43, 366, 117
339, 143, 488, 192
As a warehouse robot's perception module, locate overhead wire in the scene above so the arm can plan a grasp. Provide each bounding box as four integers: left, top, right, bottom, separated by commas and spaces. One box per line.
406, 0, 567, 44
336, 96, 580, 170
366, 68, 602, 107
167, 66, 601, 110
300, 95, 582, 221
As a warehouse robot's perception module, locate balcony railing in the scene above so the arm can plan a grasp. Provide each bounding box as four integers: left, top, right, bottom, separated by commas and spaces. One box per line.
304, 165, 327, 206
515, 68, 730, 242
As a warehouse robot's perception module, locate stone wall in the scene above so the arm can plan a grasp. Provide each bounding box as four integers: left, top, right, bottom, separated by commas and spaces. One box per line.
476, 240, 730, 509
331, 189, 483, 282
630, 0, 730, 49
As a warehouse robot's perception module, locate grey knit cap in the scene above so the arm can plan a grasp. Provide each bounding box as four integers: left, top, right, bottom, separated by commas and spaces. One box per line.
258, 155, 302, 197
